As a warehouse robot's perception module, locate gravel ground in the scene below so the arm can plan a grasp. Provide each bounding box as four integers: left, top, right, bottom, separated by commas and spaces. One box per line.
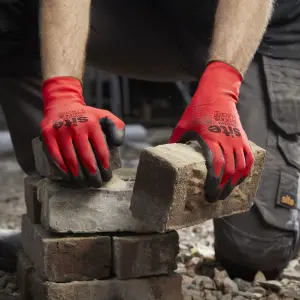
0, 145, 300, 300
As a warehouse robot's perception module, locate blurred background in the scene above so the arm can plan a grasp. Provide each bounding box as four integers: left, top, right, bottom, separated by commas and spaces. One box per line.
0, 66, 198, 167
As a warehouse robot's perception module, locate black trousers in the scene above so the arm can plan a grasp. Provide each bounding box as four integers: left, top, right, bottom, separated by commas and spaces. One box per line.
1, 0, 300, 279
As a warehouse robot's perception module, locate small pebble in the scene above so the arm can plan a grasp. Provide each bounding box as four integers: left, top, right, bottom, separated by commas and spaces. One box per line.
281, 271, 300, 281
202, 277, 216, 290
257, 280, 281, 292
267, 293, 279, 300
221, 295, 232, 300
206, 294, 217, 300
282, 286, 300, 298
6, 282, 16, 291
233, 278, 252, 292
211, 290, 223, 299
0, 275, 8, 289
232, 296, 246, 300
214, 269, 227, 289
4, 287, 13, 294
254, 271, 266, 283
247, 286, 266, 296
223, 277, 239, 294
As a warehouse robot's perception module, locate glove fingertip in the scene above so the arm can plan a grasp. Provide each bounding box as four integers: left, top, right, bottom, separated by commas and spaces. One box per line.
111, 128, 125, 147
100, 118, 125, 147
218, 182, 234, 200
101, 167, 113, 183
88, 171, 103, 188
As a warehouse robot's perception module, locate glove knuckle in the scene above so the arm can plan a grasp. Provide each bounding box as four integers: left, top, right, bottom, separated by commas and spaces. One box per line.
41, 125, 53, 136
224, 167, 235, 178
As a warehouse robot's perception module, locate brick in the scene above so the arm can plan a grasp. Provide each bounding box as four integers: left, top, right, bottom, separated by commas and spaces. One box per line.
113, 231, 179, 279
31, 272, 183, 300
130, 141, 266, 233
21, 214, 111, 282
37, 175, 151, 233
24, 174, 43, 224
17, 250, 34, 300
32, 137, 122, 179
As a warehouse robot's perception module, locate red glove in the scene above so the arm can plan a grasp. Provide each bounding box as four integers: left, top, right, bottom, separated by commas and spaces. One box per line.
41, 76, 125, 188
169, 62, 254, 202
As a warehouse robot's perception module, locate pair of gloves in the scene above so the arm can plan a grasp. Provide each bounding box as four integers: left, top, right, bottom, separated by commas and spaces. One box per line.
41, 61, 254, 202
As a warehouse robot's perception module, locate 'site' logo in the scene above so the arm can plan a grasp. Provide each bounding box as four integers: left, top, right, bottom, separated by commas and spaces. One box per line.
53, 117, 88, 129
280, 195, 295, 207
208, 125, 241, 137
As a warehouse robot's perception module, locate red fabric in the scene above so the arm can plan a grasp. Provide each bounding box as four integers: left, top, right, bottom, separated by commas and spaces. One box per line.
169, 62, 254, 190
41, 76, 124, 177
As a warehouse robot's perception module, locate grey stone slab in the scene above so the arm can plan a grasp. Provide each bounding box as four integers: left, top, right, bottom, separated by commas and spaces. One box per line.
37, 175, 152, 233
130, 141, 266, 233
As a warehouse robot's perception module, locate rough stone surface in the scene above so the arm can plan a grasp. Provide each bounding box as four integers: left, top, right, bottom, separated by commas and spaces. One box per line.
130, 141, 266, 232
37, 175, 152, 233
257, 280, 282, 292
31, 272, 183, 300
223, 277, 239, 294
113, 168, 137, 182
21, 214, 111, 282
24, 174, 42, 224
113, 231, 179, 279
32, 137, 122, 179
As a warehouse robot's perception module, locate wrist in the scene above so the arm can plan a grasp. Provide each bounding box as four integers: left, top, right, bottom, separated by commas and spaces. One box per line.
42, 76, 85, 109
205, 61, 243, 82
192, 61, 242, 105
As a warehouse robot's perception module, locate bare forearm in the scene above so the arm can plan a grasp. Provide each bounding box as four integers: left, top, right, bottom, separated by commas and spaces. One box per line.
209, 0, 274, 75
39, 0, 91, 81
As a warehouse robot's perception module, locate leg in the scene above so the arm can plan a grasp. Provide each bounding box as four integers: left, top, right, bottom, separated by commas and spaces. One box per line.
0, 76, 43, 175
214, 54, 299, 280
0, 76, 43, 272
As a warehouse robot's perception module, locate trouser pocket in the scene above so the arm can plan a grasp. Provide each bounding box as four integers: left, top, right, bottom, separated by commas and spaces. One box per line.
254, 56, 300, 237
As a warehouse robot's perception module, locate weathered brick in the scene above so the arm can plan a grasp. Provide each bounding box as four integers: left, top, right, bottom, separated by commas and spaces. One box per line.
32, 137, 122, 179
130, 141, 265, 233
31, 272, 183, 300
24, 174, 43, 224
17, 250, 34, 300
37, 175, 151, 233
113, 231, 179, 279
21, 214, 111, 282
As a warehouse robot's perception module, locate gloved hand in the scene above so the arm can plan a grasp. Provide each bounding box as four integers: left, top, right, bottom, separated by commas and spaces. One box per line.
169, 62, 254, 202
41, 76, 125, 188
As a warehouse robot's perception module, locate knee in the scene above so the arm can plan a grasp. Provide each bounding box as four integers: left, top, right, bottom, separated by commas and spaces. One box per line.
11, 139, 36, 175
213, 205, 295, 280
16, 152, 36, 175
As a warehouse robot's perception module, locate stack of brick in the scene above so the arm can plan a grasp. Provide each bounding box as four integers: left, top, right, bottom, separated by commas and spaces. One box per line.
17, 138, 183, 300
17, 138, 265, 300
